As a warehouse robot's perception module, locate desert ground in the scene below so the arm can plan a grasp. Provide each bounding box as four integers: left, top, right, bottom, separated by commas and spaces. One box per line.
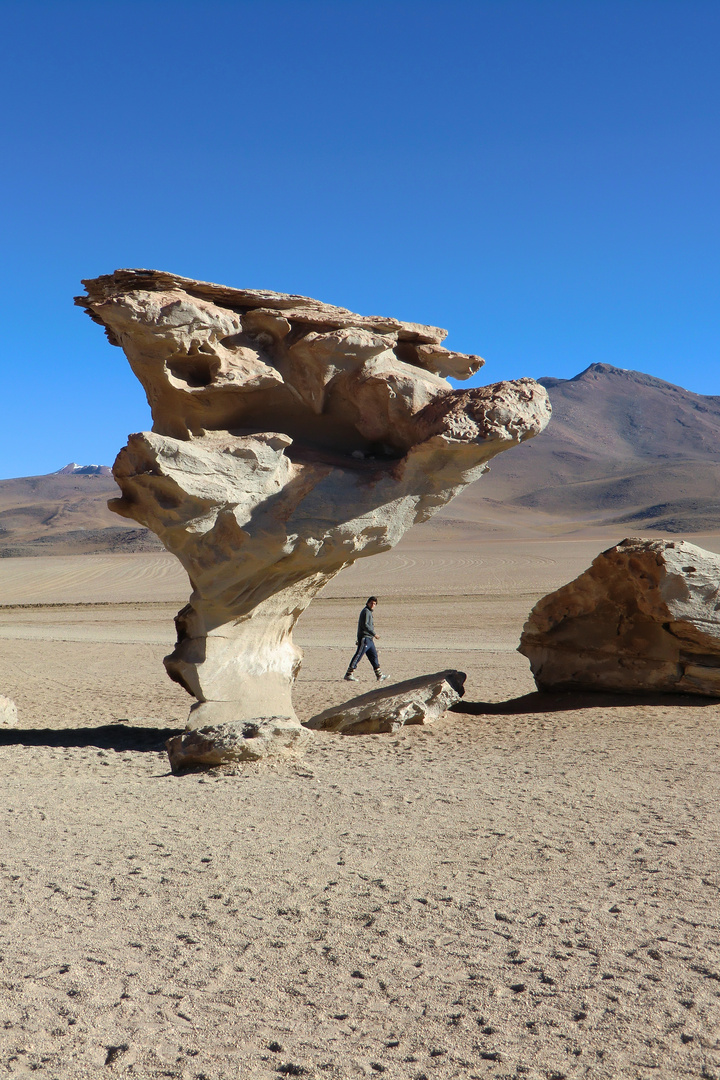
1, 528, 720, 1080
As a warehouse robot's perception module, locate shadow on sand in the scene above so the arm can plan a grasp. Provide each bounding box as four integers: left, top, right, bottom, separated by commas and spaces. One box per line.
3, 695, 717, 750
451, 690, 720, 716
0, 723, 184, 753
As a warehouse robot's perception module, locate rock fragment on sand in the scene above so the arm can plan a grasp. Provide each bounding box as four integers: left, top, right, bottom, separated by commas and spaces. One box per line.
519, 537, 720, 695
305, 670, 466, 734
166, 716, 312, 773
0, 695, 18, 726
77, 269, 549, 759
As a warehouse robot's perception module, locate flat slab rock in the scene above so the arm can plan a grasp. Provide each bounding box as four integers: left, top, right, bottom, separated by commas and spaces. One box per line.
0, 695, 17, 727
166, 717, 312, 773
519, 537, 720, 696
305, 670, 466, 735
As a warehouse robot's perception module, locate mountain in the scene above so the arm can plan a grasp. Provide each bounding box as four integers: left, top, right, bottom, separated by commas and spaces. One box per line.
54, 462, 113, 476
2, 364, 719, 555
445, 363, 720, 534
0, 471, 161, 557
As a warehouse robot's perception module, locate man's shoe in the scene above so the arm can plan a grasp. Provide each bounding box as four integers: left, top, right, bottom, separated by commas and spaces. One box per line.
344, 672, 358, 682
375, 672, 389, 681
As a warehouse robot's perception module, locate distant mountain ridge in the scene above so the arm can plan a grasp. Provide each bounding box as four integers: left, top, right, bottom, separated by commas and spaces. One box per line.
538, 363, 720, 462
2, 363, 720, 555
447, 362, 720, 535
54, 462, 113, 476
0, 470, 160, 557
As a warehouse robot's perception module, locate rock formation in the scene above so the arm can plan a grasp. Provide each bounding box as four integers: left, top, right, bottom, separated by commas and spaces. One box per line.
306, 670, 466, 734
0, 695, 18, 727
166, 716, 311, 773
519, 537, 720, 695
77, 269, 551, 754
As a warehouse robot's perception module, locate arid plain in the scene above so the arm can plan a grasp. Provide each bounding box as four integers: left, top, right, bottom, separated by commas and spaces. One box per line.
2, 515, 720, 1080
2, 363, 720, 1078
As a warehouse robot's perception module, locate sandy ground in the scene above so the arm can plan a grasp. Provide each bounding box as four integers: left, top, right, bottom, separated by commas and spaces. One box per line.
1, 533, 720, 1079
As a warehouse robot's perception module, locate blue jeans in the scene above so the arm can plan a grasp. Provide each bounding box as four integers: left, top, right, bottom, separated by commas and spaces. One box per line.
347, 637, 380, 672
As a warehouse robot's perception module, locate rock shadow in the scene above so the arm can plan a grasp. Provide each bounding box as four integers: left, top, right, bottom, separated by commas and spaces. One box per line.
0, 723, 183, 752
451, 690, 720, 716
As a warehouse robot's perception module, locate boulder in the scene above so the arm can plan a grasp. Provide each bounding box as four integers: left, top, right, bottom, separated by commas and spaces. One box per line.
77, 270, 550, 757
166, 716, 312, 773
306, 670, 466, 734
0, 695, 18, 727
519, 537, 720, 695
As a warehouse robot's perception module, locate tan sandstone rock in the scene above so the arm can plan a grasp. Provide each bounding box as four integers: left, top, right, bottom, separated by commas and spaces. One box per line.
77, 270, 551, 758
305, 670, 467, 734
166, 716, 311, 773
519, 537, 720, 695
0, 695, 18, 727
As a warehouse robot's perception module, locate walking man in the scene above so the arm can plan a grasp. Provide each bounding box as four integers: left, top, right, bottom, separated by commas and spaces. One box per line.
344, 596, 388, 682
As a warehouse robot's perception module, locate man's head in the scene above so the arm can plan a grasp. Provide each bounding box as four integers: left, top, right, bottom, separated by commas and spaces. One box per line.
366, 596, 378, 609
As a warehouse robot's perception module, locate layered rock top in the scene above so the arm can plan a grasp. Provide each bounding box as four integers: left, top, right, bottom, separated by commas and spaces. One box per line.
76, 269, 487, 452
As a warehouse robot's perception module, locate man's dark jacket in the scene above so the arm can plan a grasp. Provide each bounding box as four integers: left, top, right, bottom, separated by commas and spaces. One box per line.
357, 605, 376, 644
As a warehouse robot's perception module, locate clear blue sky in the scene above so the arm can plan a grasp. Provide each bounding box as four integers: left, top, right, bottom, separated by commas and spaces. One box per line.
1, 0, 718, 478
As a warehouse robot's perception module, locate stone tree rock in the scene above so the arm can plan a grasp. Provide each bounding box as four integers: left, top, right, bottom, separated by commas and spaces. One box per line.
77, 269, 551, 755
519, 537, 720, 695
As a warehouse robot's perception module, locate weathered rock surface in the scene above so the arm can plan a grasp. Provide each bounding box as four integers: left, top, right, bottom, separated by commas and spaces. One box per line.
166, 716, 311, 773
77, 269, 550, 754
0, 695, 18, 727
519, 537, 720, 695
306, 670, 466, 734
